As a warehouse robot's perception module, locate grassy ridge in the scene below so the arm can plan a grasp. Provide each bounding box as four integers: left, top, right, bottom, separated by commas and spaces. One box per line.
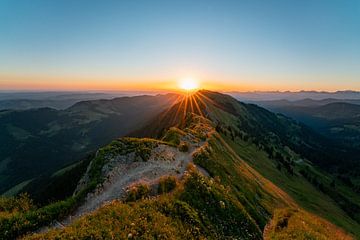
26, 167, 263, 239
225, 136, 360, 237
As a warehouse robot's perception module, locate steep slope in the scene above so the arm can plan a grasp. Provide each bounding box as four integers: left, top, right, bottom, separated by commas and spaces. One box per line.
0, 93, 178, 195
264, 208, 352, 240
203, 91, 360, 170
197, 91, 360, 236
260, 101, 360, 150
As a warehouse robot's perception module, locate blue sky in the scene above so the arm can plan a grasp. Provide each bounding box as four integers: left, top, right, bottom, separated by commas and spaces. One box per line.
0, 0, 359, 90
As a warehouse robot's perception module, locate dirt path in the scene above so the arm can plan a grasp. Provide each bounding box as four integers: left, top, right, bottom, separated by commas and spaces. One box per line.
74, 145, 192, 216
55, 140, 207, 227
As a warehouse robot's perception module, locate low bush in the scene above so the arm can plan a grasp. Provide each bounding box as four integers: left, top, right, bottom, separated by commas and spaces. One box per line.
162, 127, 186, 146
0, 193, 34, 213
0, 196, 77, 240
158, 176, 178, 194
126, 183, 151, 202
178, 142, 189, 152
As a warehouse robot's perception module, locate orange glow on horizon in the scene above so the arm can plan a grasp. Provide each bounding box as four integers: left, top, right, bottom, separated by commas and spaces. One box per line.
0, 73, 359, 92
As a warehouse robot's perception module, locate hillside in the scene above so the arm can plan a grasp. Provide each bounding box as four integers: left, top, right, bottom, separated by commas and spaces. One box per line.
265, 102, 360, 120
0, 93, 178, 196
254, 98, 360, 108
1, 90, 359, 239
134, 90, 360, 235
0, 92, 127, 110
259, 101, 360, 150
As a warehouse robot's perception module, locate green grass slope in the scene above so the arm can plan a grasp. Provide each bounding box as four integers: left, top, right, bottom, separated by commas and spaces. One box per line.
197, 90, 360, 237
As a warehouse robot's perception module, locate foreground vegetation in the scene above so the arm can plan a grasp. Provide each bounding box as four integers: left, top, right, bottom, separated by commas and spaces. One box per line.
25, 166, 351, 240
26, 166, 262, 239
264, 208, 352, 240
0, 137, 163, 239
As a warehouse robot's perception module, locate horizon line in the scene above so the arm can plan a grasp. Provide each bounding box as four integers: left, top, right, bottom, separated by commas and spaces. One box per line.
0, 89, 359, 94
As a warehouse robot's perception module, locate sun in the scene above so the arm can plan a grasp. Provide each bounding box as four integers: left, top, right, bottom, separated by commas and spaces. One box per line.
178, 77, 199, 91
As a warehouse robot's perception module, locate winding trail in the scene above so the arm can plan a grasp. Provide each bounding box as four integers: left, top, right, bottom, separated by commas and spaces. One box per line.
54, 139, 207, 228
75, 144, 197, 216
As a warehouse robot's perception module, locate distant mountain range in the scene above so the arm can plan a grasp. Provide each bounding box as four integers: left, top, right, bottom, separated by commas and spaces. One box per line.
0, 91, 164, 110
228, 90, 360, 101
254, 98, 360, 108
2, 90, 360, 110
0, 94, 178, 194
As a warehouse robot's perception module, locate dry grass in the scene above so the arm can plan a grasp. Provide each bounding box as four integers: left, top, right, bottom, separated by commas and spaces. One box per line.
264, 208, 353, 240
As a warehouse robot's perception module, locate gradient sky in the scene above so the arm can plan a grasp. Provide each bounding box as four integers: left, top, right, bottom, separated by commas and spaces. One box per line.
0, 0, 359, 91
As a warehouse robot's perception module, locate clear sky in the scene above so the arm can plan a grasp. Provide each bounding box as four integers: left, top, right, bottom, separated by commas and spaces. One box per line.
0, 0, 359, 91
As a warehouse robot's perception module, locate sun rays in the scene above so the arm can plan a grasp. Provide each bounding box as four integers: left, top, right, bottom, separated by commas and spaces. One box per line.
164, 90, 219, 127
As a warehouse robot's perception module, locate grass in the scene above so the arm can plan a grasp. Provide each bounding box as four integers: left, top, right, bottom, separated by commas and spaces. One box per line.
125, 183, 151, 202
162, 127, 186, 145
192, 133, 294, 229
2, 179, 33, 197
27, 200, 189, 240
25, 167, 263, 239
158, 176, 178, 194
0, 195, 79, 239
28, 155, 351, 240
202, 98, 360, 237
264, 208, 352, 240
178, 141, 189, 152
51, 161, 83, 177
224, 135, 360, 237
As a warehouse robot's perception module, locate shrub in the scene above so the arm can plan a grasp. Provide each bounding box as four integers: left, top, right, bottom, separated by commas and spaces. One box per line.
126, 183, 151, 202
178, 142, 189, 152
162, 127, 186, 146
0, 197, 77, 240
0, 193, 34, 213
158, 176, 178, 194
135, 147, 152, 161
